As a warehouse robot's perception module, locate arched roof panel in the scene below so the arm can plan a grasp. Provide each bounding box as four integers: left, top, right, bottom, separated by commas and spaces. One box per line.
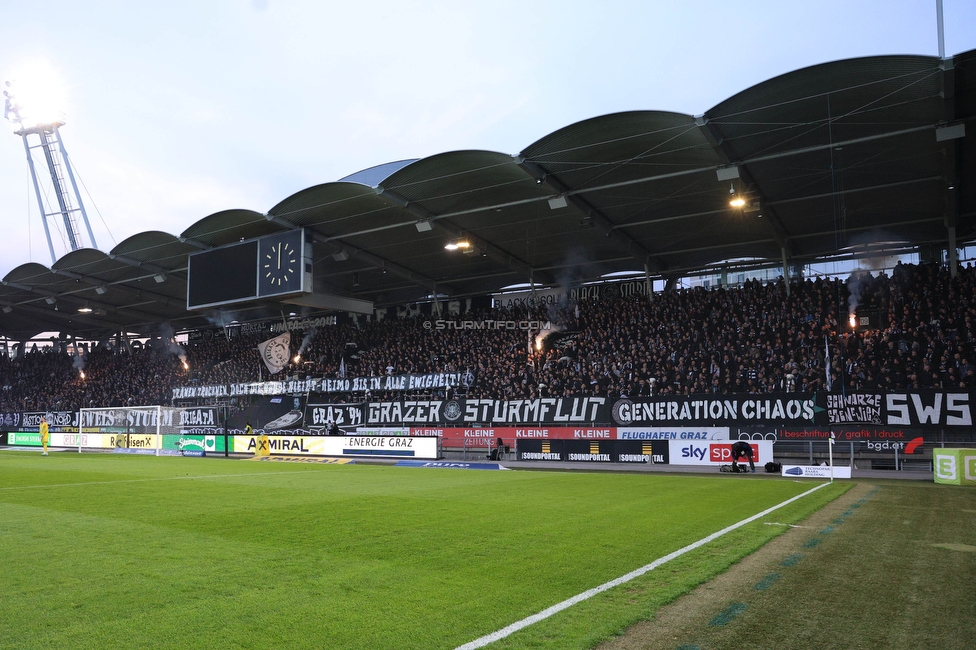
0, 52, 968, 341
338, 159, 419, 186
111, 231, 194, 269
268, 182, 405, 234
180, 209, 283, 248
379, 150, 544, 218
705, 55, 944, 161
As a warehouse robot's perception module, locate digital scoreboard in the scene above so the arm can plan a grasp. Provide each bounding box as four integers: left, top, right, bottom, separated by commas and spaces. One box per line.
187, 229, 311, 310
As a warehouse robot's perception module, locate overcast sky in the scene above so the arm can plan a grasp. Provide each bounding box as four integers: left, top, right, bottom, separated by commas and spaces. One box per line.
1, 0, 973, 271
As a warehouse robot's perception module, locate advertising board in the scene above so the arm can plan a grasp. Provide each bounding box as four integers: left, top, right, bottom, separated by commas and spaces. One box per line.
933, 448, 976, 486
230, 435, 439, 459
616, 427, 729, 440
781, 465, 853, 479
668, 440, 774, 466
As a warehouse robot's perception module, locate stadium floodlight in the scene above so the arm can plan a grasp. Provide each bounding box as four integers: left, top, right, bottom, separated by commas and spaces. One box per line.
153, 273, 167, 283
45, 296, 56, 305
4, 62, 98, 263
445, 240, 470, 251
95, 285, 107, 294
728, 182, 746, 208
3, 72, 66, 131
415, 220, 433, 232
78, 303, 92, 313
1, 306, 11, 314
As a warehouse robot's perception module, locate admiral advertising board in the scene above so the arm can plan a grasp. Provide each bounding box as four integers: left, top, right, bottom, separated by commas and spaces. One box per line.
230, 435, 439, 459
668, 440, 774, 466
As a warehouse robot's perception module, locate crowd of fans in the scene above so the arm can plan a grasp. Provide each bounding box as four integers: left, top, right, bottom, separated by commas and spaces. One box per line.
1, 261, 974, 414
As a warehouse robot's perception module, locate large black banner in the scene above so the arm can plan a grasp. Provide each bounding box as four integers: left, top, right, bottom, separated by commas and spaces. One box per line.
172, 371, 471, 400
363, 397, 611, 426
610, 394, 819, 427
276, 391, 976, 429
285, 398, 613, 427
826, 390, 974, 428
304, 402, 366, 429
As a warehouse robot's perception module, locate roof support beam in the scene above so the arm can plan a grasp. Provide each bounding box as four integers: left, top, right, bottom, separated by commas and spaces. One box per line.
611, 176, 944, 232
313, 124, 945, 256
373, 187, 554, 286
516, 157, 667, 274
108, 254, 178, 278
308, 232, 456, 297
939, 56, 960, 277
695, 115, 796, 256
48, 268, 184, 311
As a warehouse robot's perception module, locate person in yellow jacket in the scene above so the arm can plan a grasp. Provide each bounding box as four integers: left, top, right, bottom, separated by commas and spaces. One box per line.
40, 416, 50, 456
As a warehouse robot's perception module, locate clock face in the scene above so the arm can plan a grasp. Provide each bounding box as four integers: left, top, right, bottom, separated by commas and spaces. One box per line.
264, 242, 298, 286
258, 231, 304, 297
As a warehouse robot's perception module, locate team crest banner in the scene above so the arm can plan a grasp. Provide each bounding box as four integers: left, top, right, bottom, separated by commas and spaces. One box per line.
257, 333, 291, 375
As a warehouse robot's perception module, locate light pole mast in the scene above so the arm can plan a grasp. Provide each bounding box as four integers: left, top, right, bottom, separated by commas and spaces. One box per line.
3, 79, 97, 264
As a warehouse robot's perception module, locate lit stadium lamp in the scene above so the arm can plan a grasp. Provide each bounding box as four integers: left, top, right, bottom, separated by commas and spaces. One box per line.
3, 62, 68, 130
445, 240, 470, 251
78, 303, 93, 313
728, 182, 746, 208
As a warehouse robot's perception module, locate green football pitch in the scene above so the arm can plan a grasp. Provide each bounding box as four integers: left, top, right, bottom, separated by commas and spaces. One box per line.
0, 452, 845, 649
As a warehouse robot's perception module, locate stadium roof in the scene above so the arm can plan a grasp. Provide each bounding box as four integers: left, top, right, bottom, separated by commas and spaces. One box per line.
2, 50, 974, 341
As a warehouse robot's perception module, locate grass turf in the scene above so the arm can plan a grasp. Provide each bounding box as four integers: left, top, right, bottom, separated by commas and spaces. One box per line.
683, 480, 976, 650
0, 452, 846, 649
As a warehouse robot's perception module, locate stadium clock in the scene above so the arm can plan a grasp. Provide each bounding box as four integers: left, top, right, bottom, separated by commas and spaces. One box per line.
258, 229, 304, 297
187, 229, 311, 310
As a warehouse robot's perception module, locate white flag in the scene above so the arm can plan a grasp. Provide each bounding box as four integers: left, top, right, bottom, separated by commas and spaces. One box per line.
257, 332, 291, 375
824, 335, 833, 392
339, 357, 346, 378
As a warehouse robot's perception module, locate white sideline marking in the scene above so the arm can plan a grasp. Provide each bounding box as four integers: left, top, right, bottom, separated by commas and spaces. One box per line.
0, 469, 329, 491
455, 481, 831, 650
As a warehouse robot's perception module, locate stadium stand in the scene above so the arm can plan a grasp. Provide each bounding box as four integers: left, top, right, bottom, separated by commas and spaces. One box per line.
1, 261, 974, 416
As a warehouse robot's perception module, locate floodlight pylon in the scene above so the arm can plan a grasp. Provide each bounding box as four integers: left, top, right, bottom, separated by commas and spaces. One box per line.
4, 80, 97, 263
